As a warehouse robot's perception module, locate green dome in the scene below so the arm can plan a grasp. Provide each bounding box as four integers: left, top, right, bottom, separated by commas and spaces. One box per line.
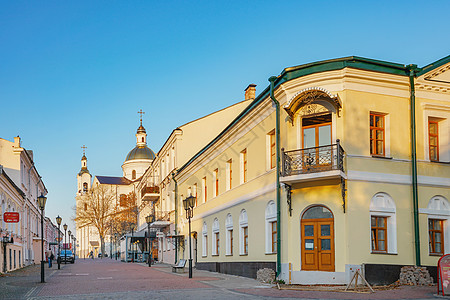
125, 146, 156, 161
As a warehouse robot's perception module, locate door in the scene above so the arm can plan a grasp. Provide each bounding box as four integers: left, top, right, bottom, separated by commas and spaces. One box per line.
301, 206, 335, 272
302, 114, 332, 168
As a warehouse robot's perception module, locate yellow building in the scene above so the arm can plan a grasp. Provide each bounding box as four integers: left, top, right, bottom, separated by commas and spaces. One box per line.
174, 56, 450, 284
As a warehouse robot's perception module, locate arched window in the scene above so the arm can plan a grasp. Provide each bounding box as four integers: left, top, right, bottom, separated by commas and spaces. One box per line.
83, 182, 88, 193
225, 214, 233, 255
422, 196, 450, 255
202, 222, 208, 257
265, 201, 277, 254
212, 218, 219, 255
132, 170, 136, 180
239, 209, 248, 255
370, 192, 396, 254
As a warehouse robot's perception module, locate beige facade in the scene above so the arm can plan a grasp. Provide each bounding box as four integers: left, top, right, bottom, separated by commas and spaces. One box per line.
173, 56, 450, 284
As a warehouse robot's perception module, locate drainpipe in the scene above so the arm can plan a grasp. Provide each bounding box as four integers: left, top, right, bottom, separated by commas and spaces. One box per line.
172, 171, 178, 263
407, 64, 420, 266
269, 76, 281, 276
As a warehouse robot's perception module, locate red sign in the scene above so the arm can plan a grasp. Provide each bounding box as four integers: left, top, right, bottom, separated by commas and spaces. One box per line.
3, 212, 19, 223
438, 254, 450, 295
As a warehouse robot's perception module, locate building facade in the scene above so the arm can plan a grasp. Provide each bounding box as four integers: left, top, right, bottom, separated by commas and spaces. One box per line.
173, 56, 450, 284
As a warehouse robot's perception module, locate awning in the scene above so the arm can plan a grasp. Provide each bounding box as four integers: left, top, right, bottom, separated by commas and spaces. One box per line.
150, 221, 171, 229
90, 241, 99, 246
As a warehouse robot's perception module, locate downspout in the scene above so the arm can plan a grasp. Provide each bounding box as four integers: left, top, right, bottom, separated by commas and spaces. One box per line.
172, 171, 178, 263
269, 76, 281, 276
407, 64, 420, 266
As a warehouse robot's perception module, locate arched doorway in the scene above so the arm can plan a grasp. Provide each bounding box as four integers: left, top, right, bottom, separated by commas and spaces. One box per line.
301, 205, 334, 271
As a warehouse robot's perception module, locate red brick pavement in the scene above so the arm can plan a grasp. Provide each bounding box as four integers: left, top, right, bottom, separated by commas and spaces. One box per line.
37, 259, 210, 297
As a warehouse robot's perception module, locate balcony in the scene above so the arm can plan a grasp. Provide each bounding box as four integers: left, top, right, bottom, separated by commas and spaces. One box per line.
281, 143, 345, 184
149, 211, 172, 229
141, 185, 160, 202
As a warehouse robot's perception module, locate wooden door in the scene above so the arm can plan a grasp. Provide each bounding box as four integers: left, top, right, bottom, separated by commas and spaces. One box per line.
301, 218, 334, 271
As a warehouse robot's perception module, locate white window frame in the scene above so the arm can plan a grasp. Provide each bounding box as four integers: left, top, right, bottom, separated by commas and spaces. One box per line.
369, 192, 397, 254
420, 195, 450, 255
266, 129, 275, 170
202, 177, 207, 203
226, 159, 232, 191
225, 213, 233, 255
425, 114, 449, 162
212, 218, 219, 256
202, 222, 208, 257
239, 149, 247, 184
239, 209, 248, 255
265, 201, 277, 254
369, 111, 391, 157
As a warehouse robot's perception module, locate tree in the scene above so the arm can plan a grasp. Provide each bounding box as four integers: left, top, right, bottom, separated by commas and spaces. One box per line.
75, 185, 115, 257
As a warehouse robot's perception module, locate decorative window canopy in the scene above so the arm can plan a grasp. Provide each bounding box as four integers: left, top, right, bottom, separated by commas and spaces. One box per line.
284, 87, 341, 119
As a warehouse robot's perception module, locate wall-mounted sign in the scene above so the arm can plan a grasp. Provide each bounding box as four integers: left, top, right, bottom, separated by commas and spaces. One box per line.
3, 212, 19, 223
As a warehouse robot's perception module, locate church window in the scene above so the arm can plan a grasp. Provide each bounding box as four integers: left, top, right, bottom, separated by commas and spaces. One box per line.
132, 170, 136, 180
83, 182, 88, 192
142, 137, 144, 143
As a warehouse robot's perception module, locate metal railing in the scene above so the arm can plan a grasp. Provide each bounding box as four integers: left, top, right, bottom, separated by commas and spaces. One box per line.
282, 141, 344, 176
154, 211, 171, 222
140, 185, 160, 198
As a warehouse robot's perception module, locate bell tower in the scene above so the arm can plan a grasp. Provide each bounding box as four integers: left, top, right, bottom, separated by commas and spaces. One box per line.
77, 145, 92, 196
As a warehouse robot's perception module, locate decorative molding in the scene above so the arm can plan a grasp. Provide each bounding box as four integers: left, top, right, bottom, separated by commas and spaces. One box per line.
424, 64, 450, 81
347, 170, 450, 187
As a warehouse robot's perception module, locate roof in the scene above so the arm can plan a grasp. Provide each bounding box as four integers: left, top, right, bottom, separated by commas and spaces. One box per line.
95, 176, 131, 185
417, 55, 450, 77
0, 165, 25, 198
125, 146, 156, 161
177, 55, 446, 174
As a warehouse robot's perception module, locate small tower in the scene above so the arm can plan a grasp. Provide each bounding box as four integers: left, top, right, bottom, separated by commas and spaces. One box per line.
136, 111, 147, 147
77, 145, 92, 196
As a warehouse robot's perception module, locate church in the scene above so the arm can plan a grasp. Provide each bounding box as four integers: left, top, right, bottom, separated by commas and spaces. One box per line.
75, 115, 156, 258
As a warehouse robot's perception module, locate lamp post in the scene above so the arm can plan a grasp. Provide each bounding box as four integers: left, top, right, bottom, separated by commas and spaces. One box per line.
130, 223, 135, 262
114, 233, 118, 260
63, 224, 67, 264
72, 236, 76, 261
56, 215, 62, 269
37, 194, 47, 283
183, 195, 195, 279
145, 214, 155, 267
68, 230, 71, 253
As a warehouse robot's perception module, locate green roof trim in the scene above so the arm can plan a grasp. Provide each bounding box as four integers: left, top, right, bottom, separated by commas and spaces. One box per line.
176, 55, 444, 175
417, 55, 450, 77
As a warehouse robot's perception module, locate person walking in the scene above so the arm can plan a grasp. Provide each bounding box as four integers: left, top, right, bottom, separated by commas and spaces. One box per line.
47, 247, 54, 268
89, 250, 94, 259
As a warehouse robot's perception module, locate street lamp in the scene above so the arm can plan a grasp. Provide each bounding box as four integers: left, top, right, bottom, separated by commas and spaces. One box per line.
130, 223, 135, 262
183, 195, 196, 279
114, 233, 118, 260
68, 230, 72, 254
63, 224, 68, 264
37, 194, 47, 283
72, 236, 76, 261
56, 215, 62, 269
146, 214, 155, 267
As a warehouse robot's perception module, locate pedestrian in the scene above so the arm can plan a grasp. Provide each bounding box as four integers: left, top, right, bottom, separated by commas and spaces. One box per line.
47, 247, 54, 268
90, 250, 94, 259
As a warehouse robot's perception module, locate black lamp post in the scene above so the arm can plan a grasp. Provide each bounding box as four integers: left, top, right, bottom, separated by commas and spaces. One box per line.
37, 194, 47, 283
146, 214, 155, 267
72, 236, 76, 261
63, 224, 67, 264
130, 223, 135, 262
114, 233, 118, 260
183, 195, 196, 279
68, 230, 72, 253
56, 215, 62, 269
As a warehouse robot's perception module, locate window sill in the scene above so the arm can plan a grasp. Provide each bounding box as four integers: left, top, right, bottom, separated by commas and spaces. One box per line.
202, 255, 207, 258
371, 251, 397, 255
429, 160, 450, 165
225, 254, 233, 256
371, 155, 392, 160
430, 253, 444, 257
265, 252, 277, 255
239, 254, 248, 256
212, 254, 219, 257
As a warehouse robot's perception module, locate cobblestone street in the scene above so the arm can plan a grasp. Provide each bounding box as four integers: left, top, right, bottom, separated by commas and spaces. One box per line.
0, 259, 439, 299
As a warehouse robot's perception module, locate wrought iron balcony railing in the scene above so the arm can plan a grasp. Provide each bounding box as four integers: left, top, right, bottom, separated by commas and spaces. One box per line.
141, 185, 160, 202
282, 141, 344, 177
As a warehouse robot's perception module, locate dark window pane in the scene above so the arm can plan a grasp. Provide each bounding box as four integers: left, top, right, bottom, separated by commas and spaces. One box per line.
303, 206, 333, 219
321, 239, 331, 250
304, 225, 314, 237
321, 224, 330, 236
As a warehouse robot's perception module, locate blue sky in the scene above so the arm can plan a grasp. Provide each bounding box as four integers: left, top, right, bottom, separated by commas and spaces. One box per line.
1, 1, 449, 231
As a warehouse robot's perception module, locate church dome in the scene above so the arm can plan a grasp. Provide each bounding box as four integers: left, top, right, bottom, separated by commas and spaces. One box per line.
125, 146, 156, 161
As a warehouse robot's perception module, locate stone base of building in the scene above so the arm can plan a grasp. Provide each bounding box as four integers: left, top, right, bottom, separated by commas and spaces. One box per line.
364, 264, 437, 286
195, 261, 276, 279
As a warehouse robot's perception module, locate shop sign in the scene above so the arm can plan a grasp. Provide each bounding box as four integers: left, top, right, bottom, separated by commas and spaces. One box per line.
3, 212, 19, 223
438, 254, 450, 295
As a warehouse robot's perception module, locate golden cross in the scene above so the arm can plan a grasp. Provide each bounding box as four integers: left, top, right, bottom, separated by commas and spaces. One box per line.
137, 109, 145, 125
81, 145, 87, 155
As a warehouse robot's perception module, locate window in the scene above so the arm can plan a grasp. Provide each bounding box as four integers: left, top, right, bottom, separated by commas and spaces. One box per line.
83, 182, 88, 193
239, 209, 248, 255
429, 120, 439, 161
369, 192, 397, 254
429, 219, 444, 255
202, 177, 207, 203
226, 159, 232, 191
265, 201, 277, 254
240, 149, 247, 184
370, 113, 385, 156
268, 130, 276, 169
193, 183, 198, 206
371, 216, 387, 252
213, 169, 219, 197
132, 170, 136, 180
202, 222, 208, 257
226, 214, 233, 255
212, 218, 219, 255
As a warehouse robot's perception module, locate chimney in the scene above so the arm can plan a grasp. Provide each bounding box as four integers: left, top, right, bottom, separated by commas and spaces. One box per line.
244, 84, 256, 100
14, 136, 21, 147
